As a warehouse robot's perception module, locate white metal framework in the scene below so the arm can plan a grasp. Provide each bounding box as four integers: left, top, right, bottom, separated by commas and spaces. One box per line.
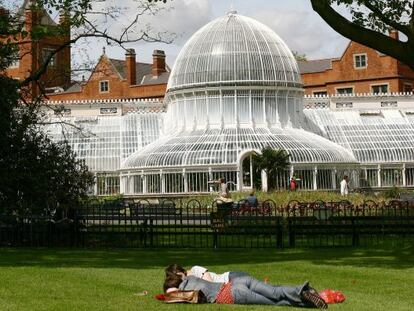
44, 102, 164, 195
303, 93, 414, 188
121, 13, 359, 195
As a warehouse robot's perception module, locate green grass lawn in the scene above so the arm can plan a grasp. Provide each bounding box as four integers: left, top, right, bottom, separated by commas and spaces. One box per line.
0, 247, 413, 311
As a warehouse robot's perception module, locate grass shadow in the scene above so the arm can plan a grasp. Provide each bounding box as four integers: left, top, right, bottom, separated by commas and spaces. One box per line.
0, 244, 413, 270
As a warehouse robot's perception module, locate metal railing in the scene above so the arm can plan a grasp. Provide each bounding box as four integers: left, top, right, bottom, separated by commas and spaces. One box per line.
1, 199, 413, 248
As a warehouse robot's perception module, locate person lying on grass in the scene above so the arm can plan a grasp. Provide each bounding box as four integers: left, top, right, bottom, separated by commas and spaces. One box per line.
165, 264, 248, 283
163, 267, 328, 309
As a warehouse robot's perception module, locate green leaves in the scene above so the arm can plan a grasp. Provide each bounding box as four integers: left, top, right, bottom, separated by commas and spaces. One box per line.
311, 0, 414, 70
252, 147, 291, 191
329, 0, 412, 34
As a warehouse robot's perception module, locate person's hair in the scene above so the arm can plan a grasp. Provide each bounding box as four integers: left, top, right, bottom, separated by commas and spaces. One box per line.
220, 178, 225, 183
165, 264, 187, 278
249, 190, 255, 196
163, 274, 183, 293
343, 175, 348, 179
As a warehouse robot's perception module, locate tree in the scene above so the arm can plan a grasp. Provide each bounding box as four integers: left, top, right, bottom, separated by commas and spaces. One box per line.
310, 0, 414, 70
0, 74, 95, 216
293, 51, 307, 61
252, 148, 291, 191
0, 0, 171, 216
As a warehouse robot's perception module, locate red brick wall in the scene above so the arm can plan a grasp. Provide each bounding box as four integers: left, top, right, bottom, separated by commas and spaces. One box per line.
4, 9, 71, 94
47, 56, 167, 101
302, 41, 414, 95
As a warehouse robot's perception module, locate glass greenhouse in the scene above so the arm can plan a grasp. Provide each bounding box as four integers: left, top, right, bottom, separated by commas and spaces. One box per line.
45, 104, 164, 195
120, 13, 360, 195
304, 105, 414, 188
45, 13, 414, 196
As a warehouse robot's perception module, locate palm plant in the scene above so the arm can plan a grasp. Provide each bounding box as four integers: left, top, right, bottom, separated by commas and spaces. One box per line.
252, 147, 291, 191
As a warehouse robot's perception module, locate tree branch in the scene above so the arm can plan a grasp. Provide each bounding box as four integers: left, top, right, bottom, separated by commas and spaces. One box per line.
311, 0, 414, 69
362, 0, 411, 37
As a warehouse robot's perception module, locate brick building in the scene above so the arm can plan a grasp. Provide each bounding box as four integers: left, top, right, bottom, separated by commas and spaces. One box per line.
47, 48, 169, 101
298, 31, 414, 96
4, 1, 169, 102
4, 0, 71, 96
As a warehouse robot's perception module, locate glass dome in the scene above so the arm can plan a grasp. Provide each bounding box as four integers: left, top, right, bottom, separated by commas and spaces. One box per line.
164, 12, 304, 131
120, 13, 359, 194
167, 12, 301, 92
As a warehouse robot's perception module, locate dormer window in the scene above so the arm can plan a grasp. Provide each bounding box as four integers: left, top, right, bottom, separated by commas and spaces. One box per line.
99, 80, 109, 93
354, 53, 367, 69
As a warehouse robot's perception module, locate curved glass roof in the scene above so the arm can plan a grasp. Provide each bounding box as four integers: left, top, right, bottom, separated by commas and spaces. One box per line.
122, 128, 357, 170
166, 12, 302, 94
304, 109, 414, 164
45, 113, 163, 172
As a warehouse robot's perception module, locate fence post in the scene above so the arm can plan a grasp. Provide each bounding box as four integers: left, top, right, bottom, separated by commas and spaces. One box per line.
352, 218, 359, 247
213, 230, 218, 249
276, 216, 283, 248
288, 218, 295, 248
149, 219, 153, 247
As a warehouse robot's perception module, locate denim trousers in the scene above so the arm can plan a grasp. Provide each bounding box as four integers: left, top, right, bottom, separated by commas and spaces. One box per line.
231, 276, 308, 306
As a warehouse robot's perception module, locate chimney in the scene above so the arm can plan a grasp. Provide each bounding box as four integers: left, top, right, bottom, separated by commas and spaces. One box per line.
25, 0, 40, 33
125, 48, 136, 86
152, 49, 166, 77
59, 8, 70, 31
389, 29, 399, 40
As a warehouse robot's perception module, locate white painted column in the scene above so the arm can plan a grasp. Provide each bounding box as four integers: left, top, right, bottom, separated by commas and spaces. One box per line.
313, 166, 318, 190
402, 164, 406, 187
94, 173, 98, 195
332, 168, 337, 190
209, 167, 214, 192
261, 170, 268, 192
377, 165, 382, 188
129, 175, 134, 194
160, 170, 165, 194
120, 175, 126, 194
183, 169, 188, 193
290, 165, 294, 179
142, 175, 147, 195
237, 165, 242, 191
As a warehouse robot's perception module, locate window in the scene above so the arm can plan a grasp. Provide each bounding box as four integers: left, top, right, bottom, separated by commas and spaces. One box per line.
336, 87, 353, 95
404, 83, 413, 93
313, 91, 328, 96
371, 84, 388, 94
99, 81, 109, 93
354, 54, 367, 69
9, 52, 20, 68
42, 48, 57, 67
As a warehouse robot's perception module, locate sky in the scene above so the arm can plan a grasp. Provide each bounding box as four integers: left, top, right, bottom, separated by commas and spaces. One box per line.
5, 0, 351, 72
68, 0, 351, 72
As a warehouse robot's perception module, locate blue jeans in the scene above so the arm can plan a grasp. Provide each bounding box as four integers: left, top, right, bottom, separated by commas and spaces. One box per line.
231, 276, 308, 306
228, 271, 249, 280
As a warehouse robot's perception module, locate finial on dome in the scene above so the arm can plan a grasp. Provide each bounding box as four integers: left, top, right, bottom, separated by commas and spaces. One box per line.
228, 0, 237, 15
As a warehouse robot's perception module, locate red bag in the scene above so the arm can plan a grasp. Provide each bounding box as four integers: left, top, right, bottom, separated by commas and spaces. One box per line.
319, 289, 346, 304
155, 294, 165, 301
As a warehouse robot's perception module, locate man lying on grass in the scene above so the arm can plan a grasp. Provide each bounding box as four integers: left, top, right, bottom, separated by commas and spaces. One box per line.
163, 264, 328, 309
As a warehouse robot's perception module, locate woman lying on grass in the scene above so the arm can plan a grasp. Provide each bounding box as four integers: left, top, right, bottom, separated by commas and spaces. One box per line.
163, 266, 328, 309
165, 264, 248, 283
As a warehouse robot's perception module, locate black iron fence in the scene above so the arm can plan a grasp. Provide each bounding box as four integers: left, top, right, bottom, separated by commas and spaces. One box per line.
1, 199, 413, 248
